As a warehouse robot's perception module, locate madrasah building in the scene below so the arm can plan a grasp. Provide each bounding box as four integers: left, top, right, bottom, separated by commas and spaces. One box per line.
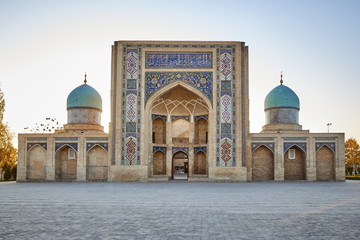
17, 41, 345, 182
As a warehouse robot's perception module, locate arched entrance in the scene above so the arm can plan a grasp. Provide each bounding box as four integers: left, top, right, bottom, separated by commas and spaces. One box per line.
147, 83, 211, 180
172, 151, 189, 180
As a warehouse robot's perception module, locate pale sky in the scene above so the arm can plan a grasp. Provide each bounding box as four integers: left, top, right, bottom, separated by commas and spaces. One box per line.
1, 0, 359, 147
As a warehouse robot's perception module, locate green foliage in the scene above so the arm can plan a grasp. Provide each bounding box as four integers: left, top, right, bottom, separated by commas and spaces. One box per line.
346, 175, 360, 180
345, 138, 360, 176
0, 83, 17, 179
4, 168, 11, 180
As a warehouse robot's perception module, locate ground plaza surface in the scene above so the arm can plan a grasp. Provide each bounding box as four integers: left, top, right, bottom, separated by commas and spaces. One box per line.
1, 181, 359, 239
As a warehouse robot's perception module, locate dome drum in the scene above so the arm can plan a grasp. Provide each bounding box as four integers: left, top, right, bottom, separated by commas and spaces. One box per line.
68, 108, 101, 125
265, 108, 299, 125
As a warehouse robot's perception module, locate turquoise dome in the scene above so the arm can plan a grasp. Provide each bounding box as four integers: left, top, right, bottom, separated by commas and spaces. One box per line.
264, 84, 299, 110
67, 84, 102, 110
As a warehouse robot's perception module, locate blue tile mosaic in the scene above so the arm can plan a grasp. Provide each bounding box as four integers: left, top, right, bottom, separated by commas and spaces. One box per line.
126, 122, 136, 132
153, 146, 167, 154
55, 143, 78, 152
315, 142, 336, 153
152, 114, 167, 121
27, 143, 47, 151
283, 142, 307, 154
127, 79, 137, 89
172, 116, 189, 122
194, 115, 208, 122
221, 123, 231, 134
194, 147, 207, 155
145, 72, 212, 103
251, 142, 275, 153
86, 142, 108, 152
172, 147, 189, 155
146, 52, 212, 68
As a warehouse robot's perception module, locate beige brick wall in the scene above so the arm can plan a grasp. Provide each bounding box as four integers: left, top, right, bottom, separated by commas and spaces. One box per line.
252, 146, 274, 181
316, 146, 335, 180
284, 147, 305, 180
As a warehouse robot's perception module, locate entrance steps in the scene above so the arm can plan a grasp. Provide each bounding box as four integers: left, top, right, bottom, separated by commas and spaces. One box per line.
147, 175, 169, 182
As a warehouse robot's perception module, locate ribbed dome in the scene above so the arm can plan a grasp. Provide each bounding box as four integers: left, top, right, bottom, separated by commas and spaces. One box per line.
67, 84, 102, 110
264, 84, 299, 110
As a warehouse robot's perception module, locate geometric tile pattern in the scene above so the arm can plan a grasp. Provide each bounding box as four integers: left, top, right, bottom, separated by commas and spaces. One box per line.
283, 142, 307, 154
55, 143, 78, 152
126, 93, 137, 122
125, 137, 137, 165
127, 49, 138, 79
221, 94, 231, 123
127, 79, 137, 89
221, 123, 231, 134
172, 147, 189, 155
172, 116, 189, 122
220, 49, 232, 81
145, 52, 212, 68
152, 114, 167, 121
153, 146, 167, 154
251, 142, 275, 153
220, 138, 232, 166
27, 143, 47, 151
126, 122, 136, 133
194, 115, 208, 122
86, 142, 109, 152
145, 72, 213, 103
315, 142, 336, 153
194, 147, 207, 155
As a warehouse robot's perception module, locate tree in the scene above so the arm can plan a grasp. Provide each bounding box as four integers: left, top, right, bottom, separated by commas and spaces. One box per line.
0, 84, 17, 180
345, 138, 360, 176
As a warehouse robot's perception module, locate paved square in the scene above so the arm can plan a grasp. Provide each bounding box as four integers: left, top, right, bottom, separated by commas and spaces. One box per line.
1, 181, 360, 239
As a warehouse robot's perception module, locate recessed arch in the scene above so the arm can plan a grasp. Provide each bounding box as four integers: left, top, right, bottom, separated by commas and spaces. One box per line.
55, 145, 77, 180
153, 151, 166, 175
316, 145, 335, 180
194, 151, 207, 175
252, 146, 274, 181
146, 81, 212, 113
172, 151, 189, 180
284, 146, 306, 180
27, 145, 46, 180
86, 145, 108, 181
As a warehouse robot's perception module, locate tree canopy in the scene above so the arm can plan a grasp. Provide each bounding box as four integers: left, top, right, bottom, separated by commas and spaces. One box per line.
0, 85, 17, 180
345, 137, 360, 175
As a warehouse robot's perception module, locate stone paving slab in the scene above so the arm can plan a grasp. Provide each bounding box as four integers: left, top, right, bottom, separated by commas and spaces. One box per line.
1, 181, 360, 239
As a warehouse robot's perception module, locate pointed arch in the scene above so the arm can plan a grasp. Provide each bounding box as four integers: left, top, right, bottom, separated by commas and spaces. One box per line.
252, 146, 274, 181
316, 145, 335, 180
27, 145, 46, 180
284, 145, 306, 180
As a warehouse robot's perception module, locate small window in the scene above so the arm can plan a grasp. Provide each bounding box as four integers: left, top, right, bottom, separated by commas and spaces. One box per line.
68, 148, 75, 159
288, 149, 296, 159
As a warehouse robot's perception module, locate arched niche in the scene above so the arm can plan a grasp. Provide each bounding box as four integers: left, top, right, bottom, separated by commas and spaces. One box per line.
194, 151, 207, 175
27, 145, 46, 180
172, 119, 190, 144
153, 150, 166, 175
152, 118, 166, 144
252, 146, 274, 181
86, 145, 108, 181
284, 146, 306, 180
55, 145, 77, 180
316, 145, 335, 180
195, 118, 208, 144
